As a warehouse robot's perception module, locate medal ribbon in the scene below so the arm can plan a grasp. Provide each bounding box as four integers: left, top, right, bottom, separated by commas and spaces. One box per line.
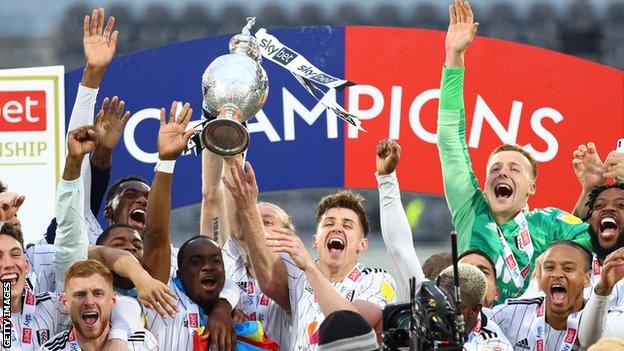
534, 300, 579, 351
254, 28, 365, 132
172, 278, 206, 336
494, 210, 533, 289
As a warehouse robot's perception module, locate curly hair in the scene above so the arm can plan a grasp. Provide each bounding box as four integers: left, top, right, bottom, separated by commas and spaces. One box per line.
583, 183, 624, 221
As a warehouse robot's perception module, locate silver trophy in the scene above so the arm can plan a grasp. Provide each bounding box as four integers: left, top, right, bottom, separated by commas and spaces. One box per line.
200, 17, 268, 156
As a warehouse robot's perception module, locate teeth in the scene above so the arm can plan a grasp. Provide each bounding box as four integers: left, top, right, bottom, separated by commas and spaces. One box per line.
602, 217, 617, 225
329, 238, 344, 245
131, 209, 146, 215
552, 284, 564, 289
0, 274, 18, 281
82, 312, 98, 317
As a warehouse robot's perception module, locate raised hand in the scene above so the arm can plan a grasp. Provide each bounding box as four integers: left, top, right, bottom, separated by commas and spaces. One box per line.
596, 247, 624, 296
134, 270, 180, 318
572, 142, 606, 191
157, 102, 196, 161
94, 96, 130, 151
222, 160, 259, 211
376, 138, 401, 175
67, 125, 98, 158
266, 227, 315, 271
445, 0, 478, 67
83, 8, 118, 70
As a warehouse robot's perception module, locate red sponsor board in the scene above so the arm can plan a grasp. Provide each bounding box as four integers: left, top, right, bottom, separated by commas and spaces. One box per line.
344, 27, 624, 210
0, 91, 46, 131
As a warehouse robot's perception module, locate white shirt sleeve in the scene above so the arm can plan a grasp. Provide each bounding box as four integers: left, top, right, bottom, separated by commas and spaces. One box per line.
110, 295, 144, 340
376, 171, 425, 298
54, 176, 88, 292
67, 84, 99, 219
577, 290, 609, 347
219, 278, 240, 310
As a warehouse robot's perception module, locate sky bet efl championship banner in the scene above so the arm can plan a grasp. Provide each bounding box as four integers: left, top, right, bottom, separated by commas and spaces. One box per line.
49, 26, 620, 235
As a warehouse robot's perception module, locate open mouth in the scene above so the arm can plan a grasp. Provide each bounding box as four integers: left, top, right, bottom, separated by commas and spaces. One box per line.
599, 216, 619, 241
81, 311, 99, 326
327, 237, 345, 254
128, 208, 146, 228
550, 283, 567, 305
0, 273, 19, 286
494, 183, 513, 198
200, 276, 218, 292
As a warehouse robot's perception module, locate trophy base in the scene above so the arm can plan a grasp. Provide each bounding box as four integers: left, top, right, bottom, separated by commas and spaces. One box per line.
201, 118, 249, 156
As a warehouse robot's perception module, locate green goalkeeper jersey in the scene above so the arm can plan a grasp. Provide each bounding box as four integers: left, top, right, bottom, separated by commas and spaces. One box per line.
436, 67, 591, 302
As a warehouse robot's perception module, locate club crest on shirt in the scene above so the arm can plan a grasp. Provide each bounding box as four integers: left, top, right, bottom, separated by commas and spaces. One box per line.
37, 329, 50, 345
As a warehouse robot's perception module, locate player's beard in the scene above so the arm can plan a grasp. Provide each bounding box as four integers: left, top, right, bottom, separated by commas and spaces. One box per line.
75, 313, 110, 340
589, 225, 624, 262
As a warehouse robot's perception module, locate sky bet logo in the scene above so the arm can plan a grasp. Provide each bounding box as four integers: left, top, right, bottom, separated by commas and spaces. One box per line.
309, 73, 338, 85
259, 37, 299, 65
0, 91, 47, 131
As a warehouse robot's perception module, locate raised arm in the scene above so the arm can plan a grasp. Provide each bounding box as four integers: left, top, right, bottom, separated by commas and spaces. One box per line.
223, 161, 290, 310
199, 149, 229, 244
578, 247, 624, 347
571, 142, 605, 218
436, 0, 481, 232
55, 126, 98, 289
88, 245, 179, 318
142, 102, 196, 283
70, 8, 119, 218
375, 138, 425, 297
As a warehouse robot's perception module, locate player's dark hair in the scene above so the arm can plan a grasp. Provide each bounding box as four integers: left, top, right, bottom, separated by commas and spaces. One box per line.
583, 183, 624, 221
96, 224, 138, 246
104, 175, 149, 207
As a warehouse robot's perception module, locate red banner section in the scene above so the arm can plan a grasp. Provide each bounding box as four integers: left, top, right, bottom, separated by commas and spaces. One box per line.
0, 90, 47, 131
344, 27, 624, 210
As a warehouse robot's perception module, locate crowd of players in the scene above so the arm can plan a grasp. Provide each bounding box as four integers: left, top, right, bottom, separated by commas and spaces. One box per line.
1, 1, 624, 350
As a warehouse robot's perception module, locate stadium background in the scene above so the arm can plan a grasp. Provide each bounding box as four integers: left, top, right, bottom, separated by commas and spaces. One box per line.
2, 0, 624, 298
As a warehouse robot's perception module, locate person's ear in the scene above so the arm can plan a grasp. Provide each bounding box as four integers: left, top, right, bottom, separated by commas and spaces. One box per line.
104, 205, 113, 224
358, 237, 369, 253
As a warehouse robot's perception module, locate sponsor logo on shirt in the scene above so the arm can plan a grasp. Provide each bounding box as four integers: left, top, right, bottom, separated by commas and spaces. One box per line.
247, 281, 255, 294
348, 269, 361, 281
505, 255, 517, 270
188, 313, 199, 329
22, 327, 32, 344
259, 294, 270, 306
515, 338, 530, 350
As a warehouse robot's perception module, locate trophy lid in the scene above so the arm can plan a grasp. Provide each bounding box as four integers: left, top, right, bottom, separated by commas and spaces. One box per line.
229, 17, 260, 61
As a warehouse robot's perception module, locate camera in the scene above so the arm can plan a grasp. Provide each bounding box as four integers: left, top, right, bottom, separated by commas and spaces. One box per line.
382, 280, 463, 351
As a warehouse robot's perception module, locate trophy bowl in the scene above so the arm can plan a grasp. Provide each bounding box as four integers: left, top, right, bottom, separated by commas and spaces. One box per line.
200, 19, 268, 156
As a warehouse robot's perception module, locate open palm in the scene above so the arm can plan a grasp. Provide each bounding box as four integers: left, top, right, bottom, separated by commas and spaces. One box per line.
83, 8, 118, 68
445, 0, 478, 54
157, 102, 196, 160
95, 96, 130, 150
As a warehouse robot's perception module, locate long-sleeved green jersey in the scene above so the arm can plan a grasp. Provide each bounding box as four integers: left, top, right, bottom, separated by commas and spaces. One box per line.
436, 67, 591, 302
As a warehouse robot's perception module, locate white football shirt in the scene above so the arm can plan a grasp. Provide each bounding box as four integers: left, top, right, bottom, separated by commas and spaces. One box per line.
284, 257, 397, 351
222, 238, 292, 349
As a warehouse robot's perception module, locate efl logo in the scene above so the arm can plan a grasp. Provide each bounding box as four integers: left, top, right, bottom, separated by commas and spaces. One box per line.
273, 47, 298, 65
0, 91, 46, 131
309, 73, 338, 85
247, 281, 255, 294
520, 265, 530, 278
188, 313, 199, 329
25, 291, 35, 306
259, 294, 270, 306
519, 230, 531, 247
536, 340, 544, 351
